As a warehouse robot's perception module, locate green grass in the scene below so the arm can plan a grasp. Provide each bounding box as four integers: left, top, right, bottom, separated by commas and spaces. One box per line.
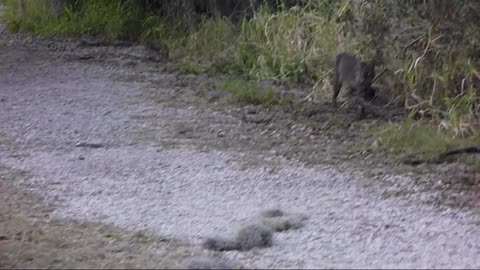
370, 120, 480, 160
166, 6, 338, 84
235, 7, 337, 84
176, 60, 205, 75
218, 78, 287, 107
1, 0, 145, 40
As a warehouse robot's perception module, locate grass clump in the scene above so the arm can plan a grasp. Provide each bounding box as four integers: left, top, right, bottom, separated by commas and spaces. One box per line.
176, 60, 205, 75
167, 17, 246, 76
165, 5, 338, 84
219, 78, 287, 107
236, 7, 337, 84
371, 120, 479, 160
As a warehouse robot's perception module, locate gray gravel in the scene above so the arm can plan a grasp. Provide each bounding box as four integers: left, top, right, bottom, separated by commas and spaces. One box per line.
1, 20, 480, 269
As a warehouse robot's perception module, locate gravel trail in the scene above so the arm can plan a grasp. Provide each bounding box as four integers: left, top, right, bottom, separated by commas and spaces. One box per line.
1, 22, 480, 269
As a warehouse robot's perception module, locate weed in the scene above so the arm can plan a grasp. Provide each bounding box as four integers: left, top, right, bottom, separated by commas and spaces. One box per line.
218, 78, 287, 107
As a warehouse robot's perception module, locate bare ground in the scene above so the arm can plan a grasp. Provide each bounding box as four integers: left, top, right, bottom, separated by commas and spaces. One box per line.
1, 14, 480, 269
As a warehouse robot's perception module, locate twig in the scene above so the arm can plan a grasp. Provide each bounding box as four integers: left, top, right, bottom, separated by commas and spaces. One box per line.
472, 69, 480, 81
393, 26, 426, 40
421, 29, 432, 58
405, 99, 429, 110
430, 34, 445, 46
384, 95, 401, 108
408, 56, 423, 73
301, 68, 334, 102
403, 146, 480, 166
395, 34, 426, 58
429, 77, 437, 106
372, 68, 387, 84
302, 91, 315, 102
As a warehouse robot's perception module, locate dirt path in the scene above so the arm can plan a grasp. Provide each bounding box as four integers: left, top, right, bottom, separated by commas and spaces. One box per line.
1, 17, 480, 269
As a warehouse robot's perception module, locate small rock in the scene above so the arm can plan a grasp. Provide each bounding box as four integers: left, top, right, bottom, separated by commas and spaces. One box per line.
75, 142, 105, 149
242, 115, 270, 124
177, 126, 193, 135
301, 105, 321, 117
261, 209, 285, 218
243, 105, 257, 115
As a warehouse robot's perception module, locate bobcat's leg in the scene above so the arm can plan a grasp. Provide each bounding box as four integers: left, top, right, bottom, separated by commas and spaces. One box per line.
332, 80, 342, 108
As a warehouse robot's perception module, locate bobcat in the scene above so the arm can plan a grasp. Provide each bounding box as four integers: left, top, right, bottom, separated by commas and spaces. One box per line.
332, 53, 375, 108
